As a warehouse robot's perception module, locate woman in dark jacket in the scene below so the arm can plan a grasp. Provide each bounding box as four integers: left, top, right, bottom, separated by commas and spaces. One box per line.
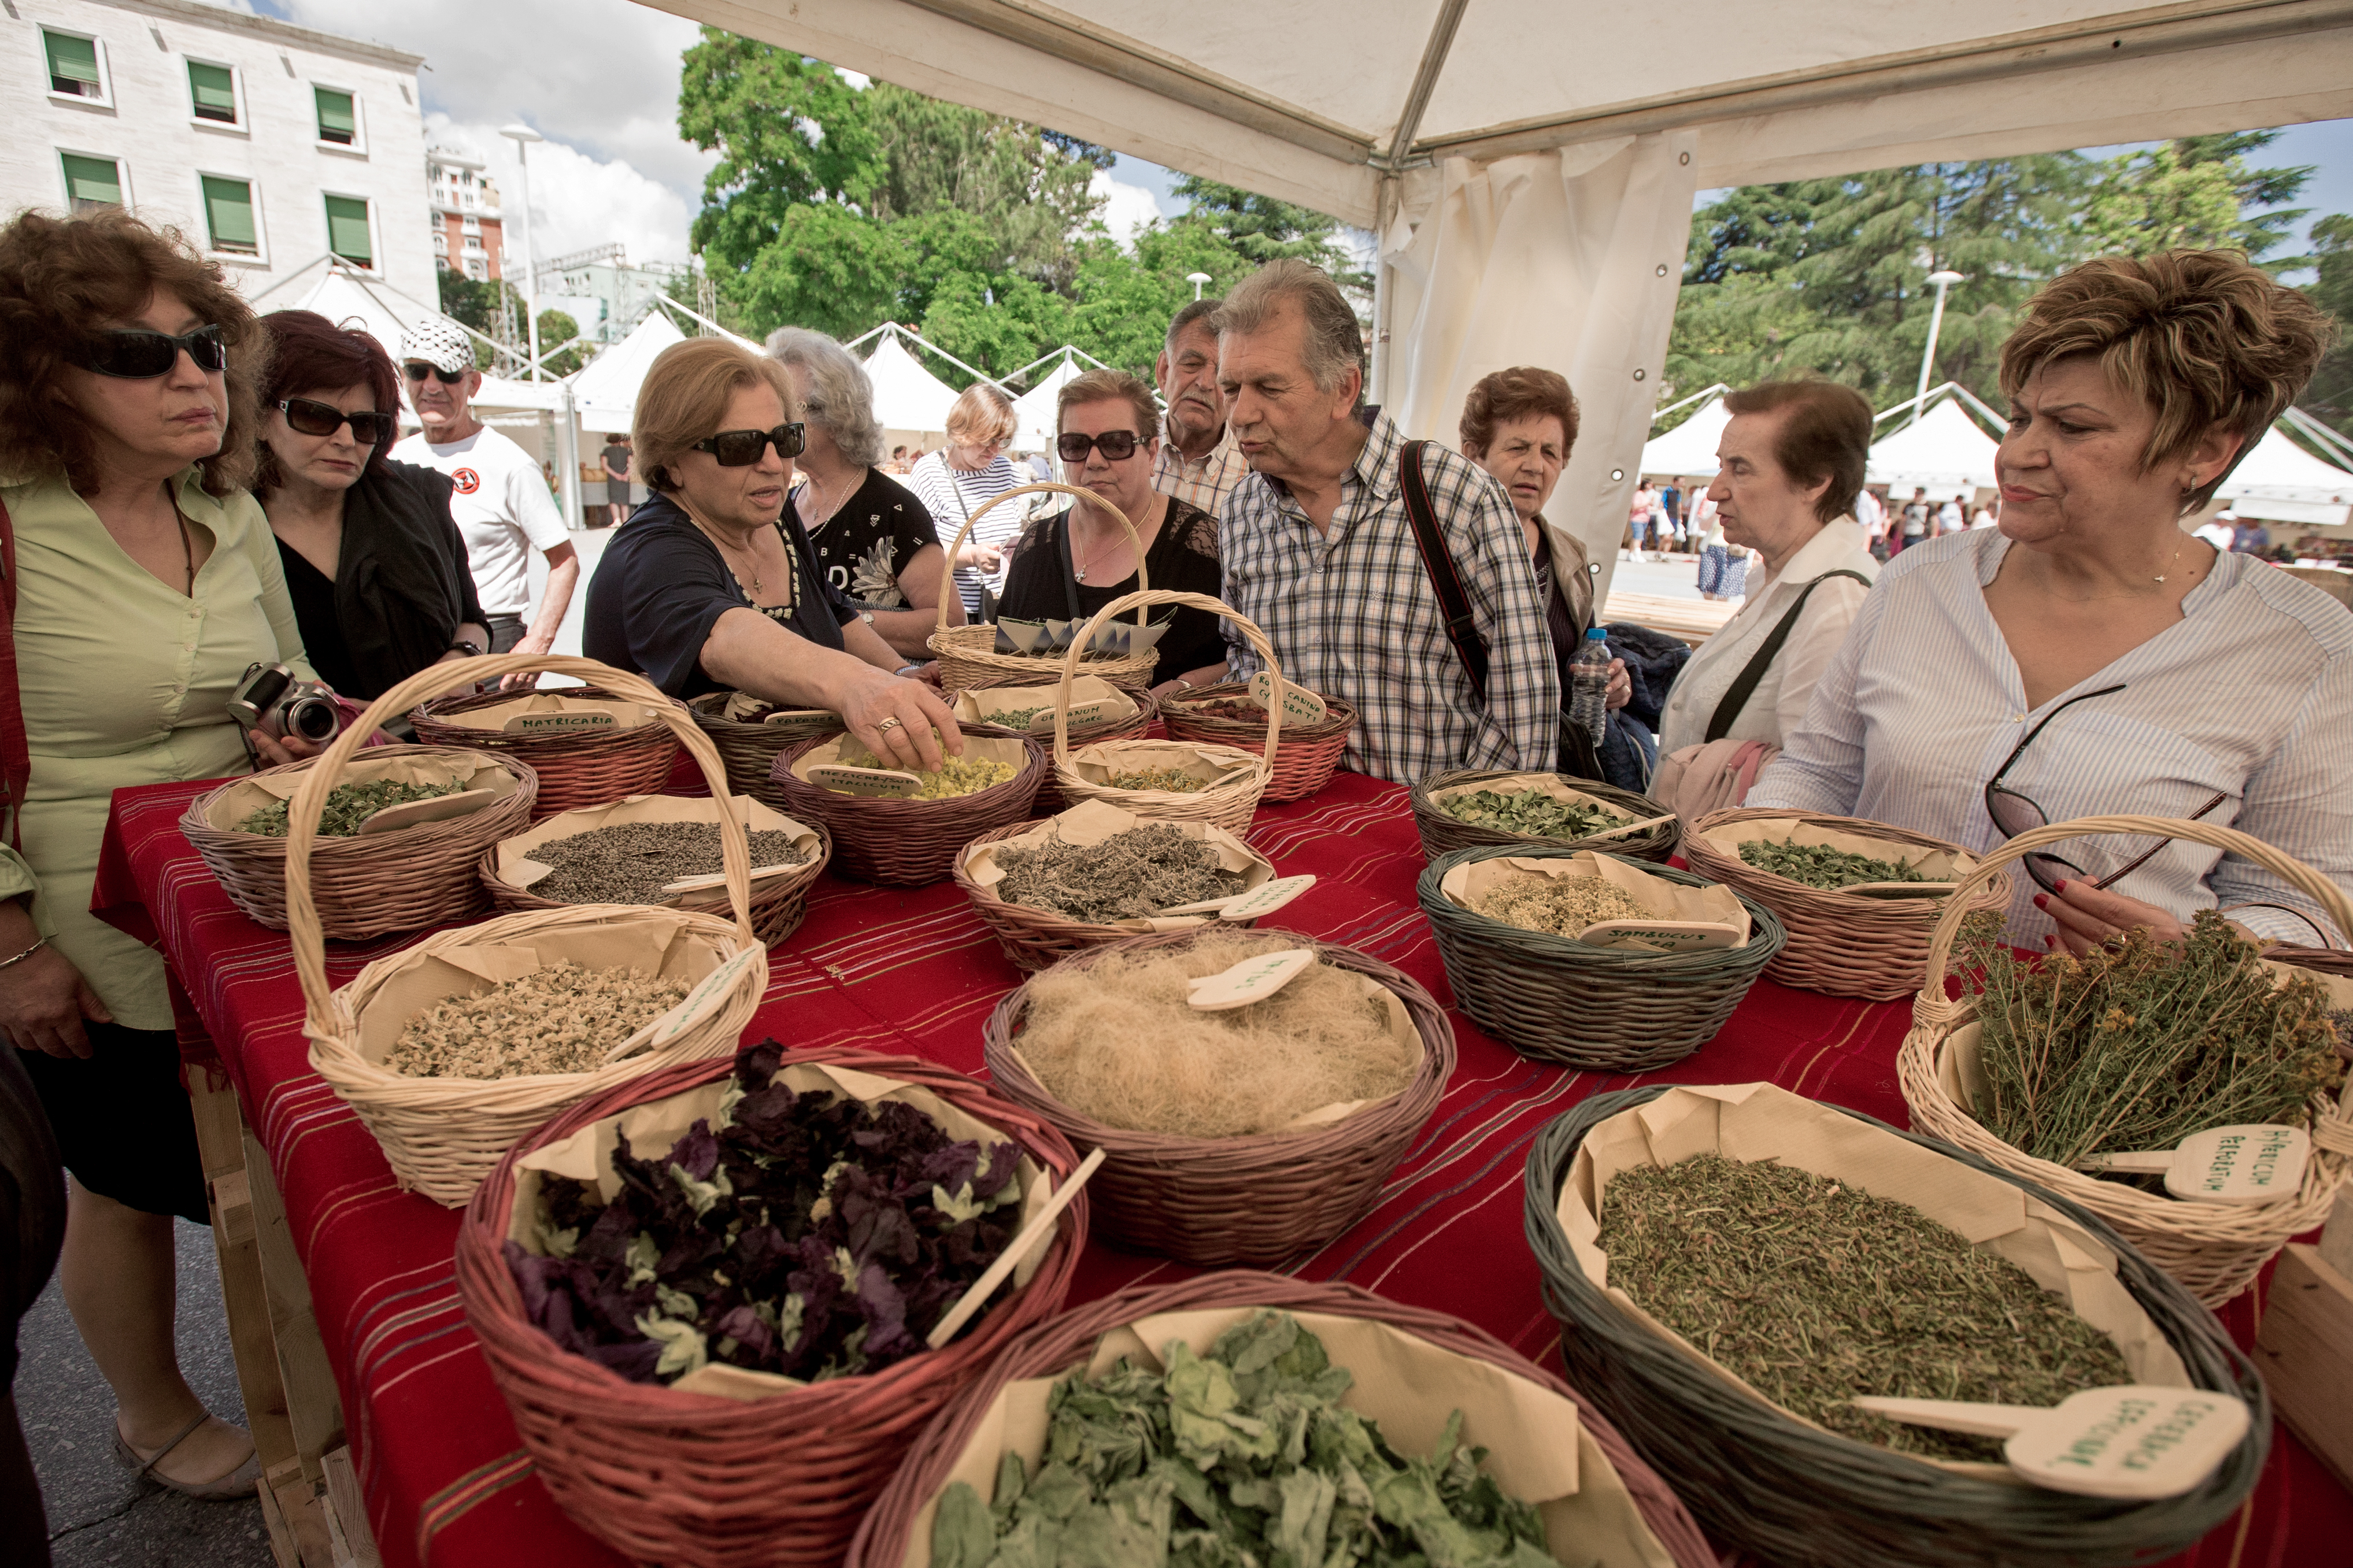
256, 310, 489, 700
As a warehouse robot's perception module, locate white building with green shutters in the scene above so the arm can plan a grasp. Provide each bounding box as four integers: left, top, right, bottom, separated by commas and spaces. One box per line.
2, 0, 434, 303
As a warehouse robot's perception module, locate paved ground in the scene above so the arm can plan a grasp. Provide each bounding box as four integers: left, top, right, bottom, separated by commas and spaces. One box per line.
1605, 551, 1708, 603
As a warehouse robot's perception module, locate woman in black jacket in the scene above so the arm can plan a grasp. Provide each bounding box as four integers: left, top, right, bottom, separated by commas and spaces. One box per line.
255, 310, 488, 701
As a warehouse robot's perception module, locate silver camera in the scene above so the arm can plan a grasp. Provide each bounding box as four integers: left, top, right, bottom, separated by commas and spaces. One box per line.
227, 662, 341, 744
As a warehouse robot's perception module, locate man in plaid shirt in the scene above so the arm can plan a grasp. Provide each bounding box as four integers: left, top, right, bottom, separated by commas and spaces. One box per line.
1212, 261, 1560, 784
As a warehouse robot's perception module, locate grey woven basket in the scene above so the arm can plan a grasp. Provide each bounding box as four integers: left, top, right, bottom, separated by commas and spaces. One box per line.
1523, 1087, 2268, 1568
1417, 844, 1782, 1070
1410, 769, 1678, 863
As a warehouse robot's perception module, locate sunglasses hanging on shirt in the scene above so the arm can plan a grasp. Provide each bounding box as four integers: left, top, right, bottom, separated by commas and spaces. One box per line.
693, 422, 806, 466
1056, 430, 1140, 462
72, 324, 227, 379
277, 397, 396, 446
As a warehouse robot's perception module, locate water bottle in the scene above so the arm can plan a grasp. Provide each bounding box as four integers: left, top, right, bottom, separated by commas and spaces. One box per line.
1569, 628, 1612, 750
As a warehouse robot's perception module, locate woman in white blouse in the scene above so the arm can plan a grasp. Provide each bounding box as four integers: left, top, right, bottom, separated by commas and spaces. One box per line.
1655, 381, 1878, 754
1751, 249, 2348, 952
906, 383, 1027, 618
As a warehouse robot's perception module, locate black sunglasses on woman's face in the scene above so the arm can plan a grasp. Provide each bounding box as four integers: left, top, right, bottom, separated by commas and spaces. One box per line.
72, 324, 227, 379
1057, 430, 1140, 462
693, 423, 806, 466
277, 398, 396, 446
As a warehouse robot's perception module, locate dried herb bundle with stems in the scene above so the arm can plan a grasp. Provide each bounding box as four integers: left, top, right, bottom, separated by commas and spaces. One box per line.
1963, 912, 2344, 1169
1105, 767, 1207, 794
1737, 839, 1926, 889
1438, 789, 1616, 841
993, 823, 1242, 923
1602, 1154, 2130, 1461
240, 778, 463, 837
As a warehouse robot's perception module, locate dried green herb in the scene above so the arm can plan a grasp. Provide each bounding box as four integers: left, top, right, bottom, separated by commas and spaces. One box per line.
930, 1311, 1553, 1568
1437, 788, 1616, 842
1603, 1154, 2130, 1461
1964, 912, 2344, 1169
1737, 839, 1926, 889
238, 779, 464, 837
1107, 767, 1207, 794
525, 822, 811, 905
993, 824, 1242, 923
979, 705, 1046, 731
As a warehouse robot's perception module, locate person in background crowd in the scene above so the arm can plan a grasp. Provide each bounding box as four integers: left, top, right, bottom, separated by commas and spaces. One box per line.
1622, 481, 1651, 560
1656, 381, 1880, 755
2232, 513, 2273, 554
390, 319, 576, 684
765, 327, 963, 662
1659, 476, 1684, 551
1000, 369, 1229, 697
1632, 479, 1663, 559
1896, 486, 1930, 553
1151, 299, 1251, 518
600, 432, 632, 527
1214, 260, 1557, 783
254, 310, 489, 703
886, 444, 910, 475
0, 207, 341, 1503
1937, 494, 1967, 534
583, 338, 958, 768
1855, 484, 1890, 561
1971, 498, 2001, 529
907, 383, 1027, 617
2193, 509, 2238, 551
1696, 503, 1751, 602
1751, 249, 2349, 950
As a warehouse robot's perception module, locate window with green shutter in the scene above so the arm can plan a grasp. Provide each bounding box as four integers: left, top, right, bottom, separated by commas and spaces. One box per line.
43, 31, 102, 98
202, 177, 258, 255
315, 88, 357, 146
189, 62, 238, 124
324, 195, 372, 266
59, 154, 122, 214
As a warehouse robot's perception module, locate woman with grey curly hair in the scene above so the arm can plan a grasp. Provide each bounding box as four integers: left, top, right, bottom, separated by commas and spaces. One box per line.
765, 327, 963, 659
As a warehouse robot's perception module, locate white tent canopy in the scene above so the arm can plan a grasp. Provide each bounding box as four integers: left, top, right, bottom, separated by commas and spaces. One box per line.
1012, 350, 1086, 453
1867, 396, 2002, 496
1640, 395, 1730, 480
567, 309, 689, 438
2219, 427, 2353, 527
861, 331, 962, 437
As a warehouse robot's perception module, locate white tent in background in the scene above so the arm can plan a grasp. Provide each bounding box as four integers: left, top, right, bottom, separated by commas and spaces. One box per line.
567, 309, 687, 439
2218, 428, 2353, 528
861, 332, 961, 437
1012, 350, 1087, 454
1639, 395, 1729, 480
1867, 396, 2001, 496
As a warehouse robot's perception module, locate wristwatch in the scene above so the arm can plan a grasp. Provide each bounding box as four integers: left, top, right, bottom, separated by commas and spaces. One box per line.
447, 639, 486, 658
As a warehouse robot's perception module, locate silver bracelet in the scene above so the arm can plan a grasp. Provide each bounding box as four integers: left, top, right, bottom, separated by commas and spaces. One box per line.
0, 936, 47, 972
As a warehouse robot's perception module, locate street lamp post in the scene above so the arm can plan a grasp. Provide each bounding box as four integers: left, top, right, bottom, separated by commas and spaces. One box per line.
1186, 271, 1211, 301
1911, 269, 1965, 426
500, 123, 545, 381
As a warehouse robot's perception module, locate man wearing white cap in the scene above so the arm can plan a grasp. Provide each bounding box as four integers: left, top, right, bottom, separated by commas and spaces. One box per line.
389, 318, 577, 682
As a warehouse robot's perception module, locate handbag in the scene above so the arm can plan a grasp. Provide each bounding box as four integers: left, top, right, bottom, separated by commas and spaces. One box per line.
0, 500, 27, 851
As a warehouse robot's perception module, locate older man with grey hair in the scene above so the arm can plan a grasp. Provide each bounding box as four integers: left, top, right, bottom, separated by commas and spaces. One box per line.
766, 326, 964, 663
1152, 298, 1249, 517
1214, 260, 1559, 784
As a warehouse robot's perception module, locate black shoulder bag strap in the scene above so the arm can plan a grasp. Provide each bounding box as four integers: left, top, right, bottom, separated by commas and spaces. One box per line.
1704, 568, 1871, 743
1398, 440, 1489, 703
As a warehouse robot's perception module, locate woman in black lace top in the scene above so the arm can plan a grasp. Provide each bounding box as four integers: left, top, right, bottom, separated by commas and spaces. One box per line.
997, 368, 1229, 696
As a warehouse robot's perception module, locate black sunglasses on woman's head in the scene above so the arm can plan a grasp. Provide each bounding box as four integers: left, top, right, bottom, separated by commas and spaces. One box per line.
276, 398, 396, 446
72, 324, 226, 379
693, 423, 805, 466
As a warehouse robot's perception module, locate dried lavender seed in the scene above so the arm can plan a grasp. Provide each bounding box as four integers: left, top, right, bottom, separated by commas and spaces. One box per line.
525, 822, 808, 905
994, 823, 1244, 923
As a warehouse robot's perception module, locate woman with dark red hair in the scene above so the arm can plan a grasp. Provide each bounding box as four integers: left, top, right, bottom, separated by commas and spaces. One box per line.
255, 310, 488, 701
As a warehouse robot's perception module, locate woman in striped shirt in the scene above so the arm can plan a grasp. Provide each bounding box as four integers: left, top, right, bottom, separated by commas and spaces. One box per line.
1751, 249, 2350, 953
907, 383, 1028, 618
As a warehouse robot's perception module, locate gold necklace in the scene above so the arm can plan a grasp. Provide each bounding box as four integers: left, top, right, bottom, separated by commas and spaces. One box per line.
696, 517, 793, 604
2042, 542, 2193, 604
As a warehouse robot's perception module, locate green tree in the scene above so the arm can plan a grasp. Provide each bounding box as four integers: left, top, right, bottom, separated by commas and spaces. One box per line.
2175, 131, 2315, 266
534, 309, 590, 377
678, 33, 878, 273
2304, 213, 2353, 438
2082, 143, 2243, 258
1170, 175, 1363, 286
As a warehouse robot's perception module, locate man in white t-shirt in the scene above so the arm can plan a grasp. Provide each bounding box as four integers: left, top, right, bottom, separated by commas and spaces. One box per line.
2194, 510, 2240, 552
390, 319, 578, 685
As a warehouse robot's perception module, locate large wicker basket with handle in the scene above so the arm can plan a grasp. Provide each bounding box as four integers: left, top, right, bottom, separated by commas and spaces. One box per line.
768, 729, 1046, 887
1682, 806, 2014, 1001
981, 928, 1453, 1265
1898, 814, 2353, 1306
946, 673, 1156, 816
926, 481, 1160, 692
684, 690, 839, 807
300, 654, 770, 1207
843, 1272, 1718, 1568
1411, 768, 1679, 864
453, 1042, 1087, 1568
1045, 589, 1278, 833
409, 681, 683, 820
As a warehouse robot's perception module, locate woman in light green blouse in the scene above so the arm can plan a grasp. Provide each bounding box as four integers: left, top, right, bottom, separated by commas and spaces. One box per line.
0, 210, 328, 1500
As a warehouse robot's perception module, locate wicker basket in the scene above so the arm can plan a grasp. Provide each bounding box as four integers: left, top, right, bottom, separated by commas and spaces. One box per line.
952, 814, 1278, 973
1046, 590, 1278, 833
453, 1043, 1087, 1568
927, 481, 1160, 692
685, 691, 840, 806
1682, 807, 2014, 1002
768, 731, 1046, 887
478, 794, 831, 949
981, 929, 1453, 1265
1411, 769, 1679, 863
182, 743, 537, 939
1898, 814, 2353, 1306
946, 673, 1156, 816
298, 654, 771, 1207
843, 1272, 1718, 1568
1525, 1085, 2269, 1568
1418, 844, 1784, 1071
1161, 680, 1356, 803
409, 683, 683, 820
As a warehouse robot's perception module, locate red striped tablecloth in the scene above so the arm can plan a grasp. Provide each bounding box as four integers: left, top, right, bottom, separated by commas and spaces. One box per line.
94, 770, 2350, 1568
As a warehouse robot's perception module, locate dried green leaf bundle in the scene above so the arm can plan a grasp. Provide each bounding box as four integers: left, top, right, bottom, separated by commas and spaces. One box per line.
1437, 788, 1615, 842
239, 778, 463, 837
383, 961, 688, 1079
1018, 933, 1417, 1138
979, 705, 1046, 730
1603, 1154, 2131, 1461
1107, 767, 1207, 793
1737, 839, 1926, 888
930, 1311, 1553, 1568
993, 824, 1244, 922
1964, 913, 2344, 1169
1473, 873, 1642, 939
524, 822, 810, 905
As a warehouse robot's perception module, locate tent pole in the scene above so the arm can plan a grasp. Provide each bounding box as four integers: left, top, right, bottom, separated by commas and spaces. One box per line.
556, 381, 581, 531
1370, 176, 1395, 410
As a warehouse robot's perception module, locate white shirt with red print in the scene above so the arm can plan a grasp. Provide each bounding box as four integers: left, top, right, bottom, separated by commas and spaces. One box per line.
389, 427, 568, 616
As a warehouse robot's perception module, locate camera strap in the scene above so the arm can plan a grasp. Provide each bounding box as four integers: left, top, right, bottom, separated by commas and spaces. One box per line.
0, 499, 27, 851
